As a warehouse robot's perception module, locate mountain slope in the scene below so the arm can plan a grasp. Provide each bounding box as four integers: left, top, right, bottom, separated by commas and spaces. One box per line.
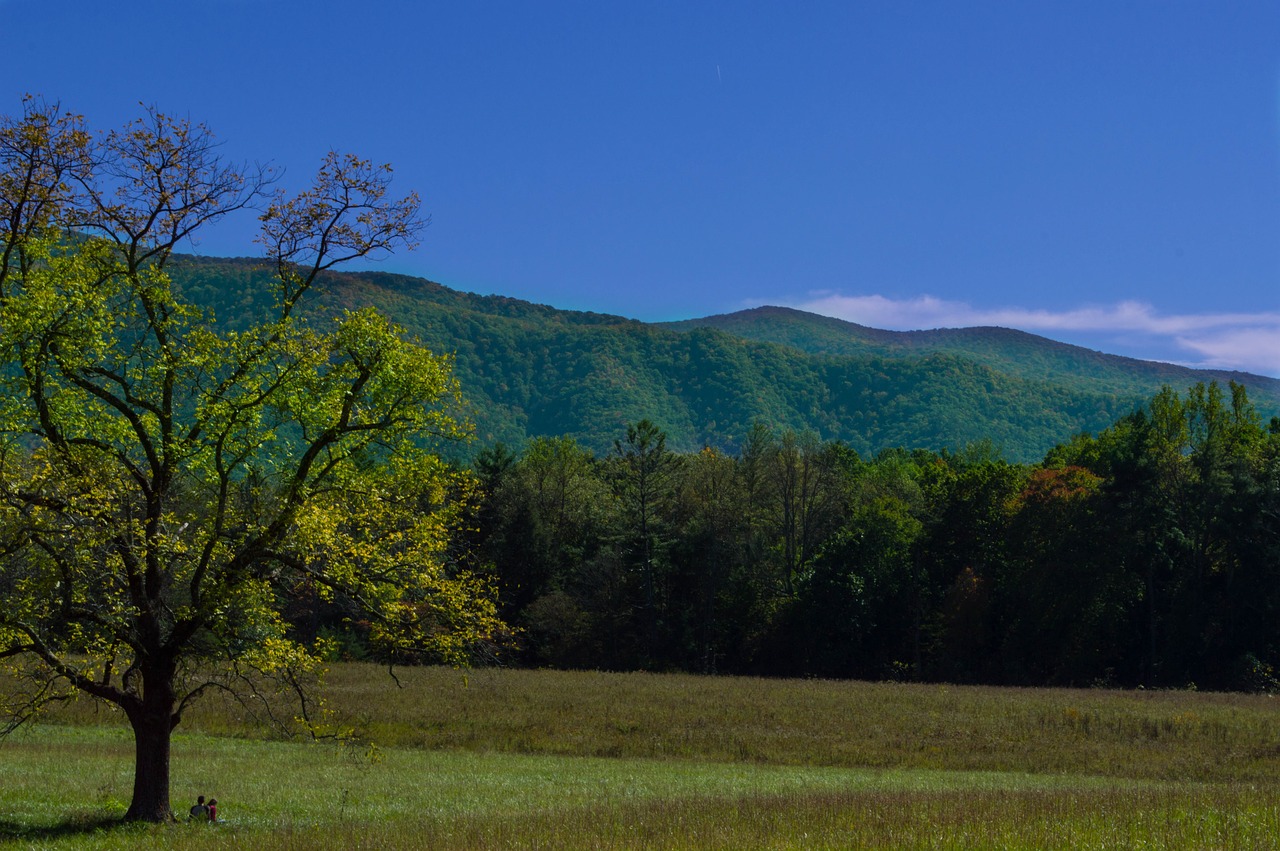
662, 306, 1280, 405
168, 257, 1278, 461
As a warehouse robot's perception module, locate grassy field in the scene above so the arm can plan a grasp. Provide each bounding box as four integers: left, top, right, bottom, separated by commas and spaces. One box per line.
3, 665, 1279, 848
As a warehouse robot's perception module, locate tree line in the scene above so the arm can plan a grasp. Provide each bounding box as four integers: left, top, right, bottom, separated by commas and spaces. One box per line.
415, 381, 1280, 692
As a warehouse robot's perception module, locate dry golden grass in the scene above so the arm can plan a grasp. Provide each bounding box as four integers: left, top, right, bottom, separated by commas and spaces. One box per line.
160, 664, 1280, 783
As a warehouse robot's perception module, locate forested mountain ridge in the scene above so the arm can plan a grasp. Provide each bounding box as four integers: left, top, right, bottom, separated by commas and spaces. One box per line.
170, 256, 1279, 461
663, 306, 1280, 404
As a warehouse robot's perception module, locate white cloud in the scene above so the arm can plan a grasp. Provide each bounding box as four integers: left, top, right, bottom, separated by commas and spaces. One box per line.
772, 292, 1280, 377
1174, 329, 1280, 376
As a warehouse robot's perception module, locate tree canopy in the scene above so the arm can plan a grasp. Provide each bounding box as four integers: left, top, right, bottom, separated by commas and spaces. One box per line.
0, 98, 501, 821
467, 387, 1280, 691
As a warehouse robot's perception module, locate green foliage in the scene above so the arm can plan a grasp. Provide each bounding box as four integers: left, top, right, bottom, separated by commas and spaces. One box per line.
463, 382, 1280, 691
666, 305, 1280, 411
0, 99, 501, 821
160, 260, 1280, 464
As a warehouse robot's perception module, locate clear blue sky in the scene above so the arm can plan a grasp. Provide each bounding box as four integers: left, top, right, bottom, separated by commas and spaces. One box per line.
5, 1, 1280, 375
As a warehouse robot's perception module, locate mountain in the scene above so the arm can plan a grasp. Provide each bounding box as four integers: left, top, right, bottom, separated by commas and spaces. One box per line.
169, 257, 1280, 462
662, 306, 1280, 404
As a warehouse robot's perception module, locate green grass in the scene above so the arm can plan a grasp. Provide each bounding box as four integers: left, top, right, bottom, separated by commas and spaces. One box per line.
5, 665, 1280, 848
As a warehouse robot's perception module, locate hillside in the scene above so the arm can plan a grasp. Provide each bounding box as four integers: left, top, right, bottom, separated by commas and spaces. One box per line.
168, 257, 1279, 462
662, 306, 1280, 405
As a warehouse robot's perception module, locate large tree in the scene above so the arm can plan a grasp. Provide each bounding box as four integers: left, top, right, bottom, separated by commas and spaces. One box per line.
0, 99, 501, 821
610, 420, 679, 662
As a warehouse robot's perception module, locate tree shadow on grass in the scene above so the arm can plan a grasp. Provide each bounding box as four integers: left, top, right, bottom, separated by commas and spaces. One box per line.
0, 813, 139, 841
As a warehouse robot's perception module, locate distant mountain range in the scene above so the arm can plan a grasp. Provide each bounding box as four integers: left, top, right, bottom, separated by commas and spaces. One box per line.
171, 256, 1280, 462
662, 306, 1280, 406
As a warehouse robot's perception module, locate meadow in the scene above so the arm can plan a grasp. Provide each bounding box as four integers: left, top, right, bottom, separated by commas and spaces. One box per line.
3, 665, 1279, 848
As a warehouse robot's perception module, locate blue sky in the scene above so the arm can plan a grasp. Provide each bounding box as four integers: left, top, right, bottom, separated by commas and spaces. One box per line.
5, 1, 1280, 375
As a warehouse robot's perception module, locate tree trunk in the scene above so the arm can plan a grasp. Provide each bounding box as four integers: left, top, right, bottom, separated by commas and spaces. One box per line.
122, 669, 177, 822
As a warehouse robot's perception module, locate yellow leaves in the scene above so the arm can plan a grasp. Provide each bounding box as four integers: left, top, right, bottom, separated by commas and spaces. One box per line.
1, 238, 112, 345
0, 625, 25, 654
242, 636, 326, 677
0, 100, 502, 730
286, 456, 501, 664
291, 500, 343, 570
293, 457, 455, 583
364, 559, 503, 666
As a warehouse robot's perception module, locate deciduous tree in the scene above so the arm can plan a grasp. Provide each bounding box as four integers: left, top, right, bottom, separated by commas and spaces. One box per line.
0, 99, 501, 821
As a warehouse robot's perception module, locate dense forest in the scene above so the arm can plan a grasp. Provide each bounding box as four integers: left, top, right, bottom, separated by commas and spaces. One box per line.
169, 257, 1280, 462
294, 380, 1279, 692
170, 258, 1280, 691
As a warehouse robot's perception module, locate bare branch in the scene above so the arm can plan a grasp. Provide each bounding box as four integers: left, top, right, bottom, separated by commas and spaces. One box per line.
257, 152, 425, 311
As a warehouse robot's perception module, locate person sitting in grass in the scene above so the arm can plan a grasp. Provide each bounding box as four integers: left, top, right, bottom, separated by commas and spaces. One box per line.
189, 795, 209, 821
207, 799, 218, 822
